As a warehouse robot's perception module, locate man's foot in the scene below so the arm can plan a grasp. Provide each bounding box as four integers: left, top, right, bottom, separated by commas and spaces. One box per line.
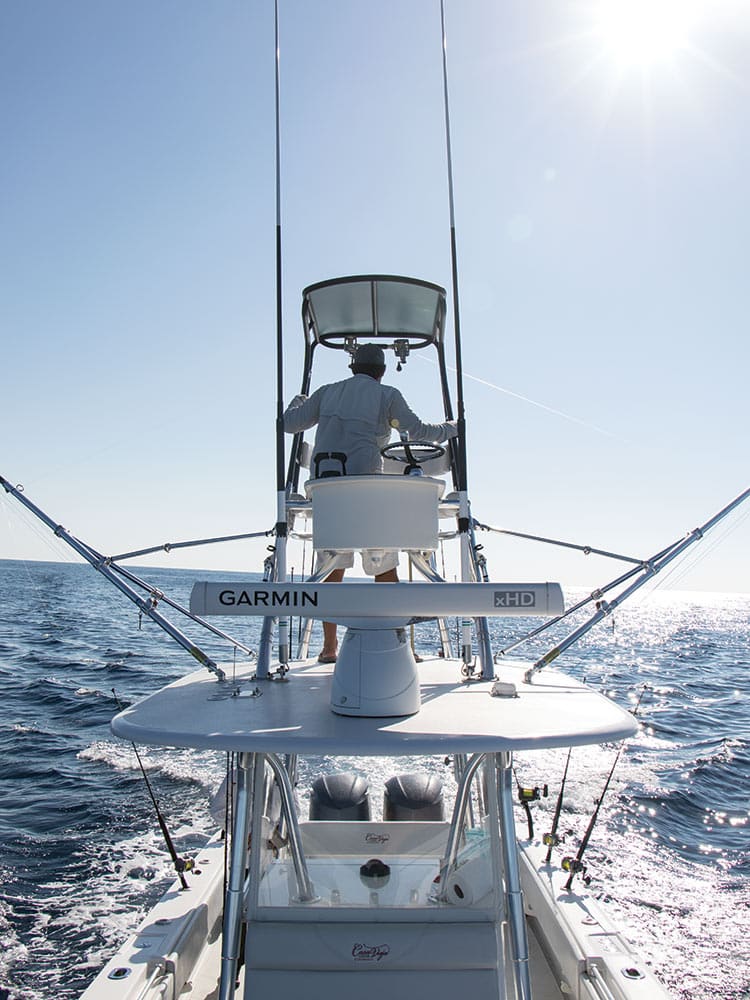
317, 651, 337, 664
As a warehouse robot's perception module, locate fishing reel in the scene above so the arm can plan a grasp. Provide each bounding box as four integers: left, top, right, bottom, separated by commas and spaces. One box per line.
561, 856, 591, 886
542, 831, 563, 848
518, 784, 548, 804
517, 783, 548, 839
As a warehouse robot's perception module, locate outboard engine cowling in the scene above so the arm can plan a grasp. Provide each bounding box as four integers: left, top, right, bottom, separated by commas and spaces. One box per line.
309, 772, 371, 821
383, 772, 444, 821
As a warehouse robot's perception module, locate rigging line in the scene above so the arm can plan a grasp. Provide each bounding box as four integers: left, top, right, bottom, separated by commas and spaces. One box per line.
1, 517, 64, 575
109, 527, 275, 562
0, 488, 82, 565
648, 504, 750, 594
474, 520, 644, 565
414, 354, 621, 440
616, 514, 750, 605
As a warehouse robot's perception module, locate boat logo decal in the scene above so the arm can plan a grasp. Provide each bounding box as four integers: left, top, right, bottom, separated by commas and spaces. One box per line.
352, 943, 390, 962
218, 588, 318, 607
365, 833, 390, 844
494, 590, 536, 608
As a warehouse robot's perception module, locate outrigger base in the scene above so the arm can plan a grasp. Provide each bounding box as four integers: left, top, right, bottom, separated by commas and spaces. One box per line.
331, 626, 420, 717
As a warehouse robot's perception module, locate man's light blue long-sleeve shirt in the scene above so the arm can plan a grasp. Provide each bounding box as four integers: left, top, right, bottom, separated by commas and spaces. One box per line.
284, 374, 453, 475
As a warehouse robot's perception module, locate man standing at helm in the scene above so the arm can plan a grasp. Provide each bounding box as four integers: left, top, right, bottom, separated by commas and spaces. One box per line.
284, 343, 457, 663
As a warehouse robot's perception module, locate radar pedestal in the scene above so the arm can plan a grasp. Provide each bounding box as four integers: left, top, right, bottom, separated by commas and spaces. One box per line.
330, 626, 420, 717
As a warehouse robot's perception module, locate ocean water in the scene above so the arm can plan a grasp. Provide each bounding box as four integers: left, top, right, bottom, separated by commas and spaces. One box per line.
0, 558, 748, 1000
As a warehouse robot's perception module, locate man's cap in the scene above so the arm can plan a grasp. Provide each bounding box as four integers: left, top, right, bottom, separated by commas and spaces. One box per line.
351, 343, 386, 368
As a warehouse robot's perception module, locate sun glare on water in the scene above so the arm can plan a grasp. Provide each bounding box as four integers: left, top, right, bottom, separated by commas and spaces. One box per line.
594, 0, 700, 68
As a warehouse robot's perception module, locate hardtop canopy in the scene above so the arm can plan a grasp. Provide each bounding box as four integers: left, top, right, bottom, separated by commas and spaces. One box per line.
302, 275, 447, 350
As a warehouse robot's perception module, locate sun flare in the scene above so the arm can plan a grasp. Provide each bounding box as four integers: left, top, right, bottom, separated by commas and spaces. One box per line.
594, 0, 699, 68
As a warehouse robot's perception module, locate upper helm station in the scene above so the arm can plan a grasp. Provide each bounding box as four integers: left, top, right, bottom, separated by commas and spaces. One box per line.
285, 274, 458, 493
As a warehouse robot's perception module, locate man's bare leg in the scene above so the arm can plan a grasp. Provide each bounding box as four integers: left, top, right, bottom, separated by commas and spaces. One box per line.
320, 567, 345, 661
375, 568, 399, 583
320, 566, 397, 660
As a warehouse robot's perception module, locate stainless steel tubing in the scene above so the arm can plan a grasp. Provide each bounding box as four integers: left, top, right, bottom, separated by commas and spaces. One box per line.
496, 751, 532, 1000
264, 753, 317, 902
218, 752, 255, 1000
438, 752, 484, 899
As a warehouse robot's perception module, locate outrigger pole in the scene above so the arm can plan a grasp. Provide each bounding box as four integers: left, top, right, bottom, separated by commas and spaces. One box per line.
439, 0, 467, 492
273, 0, 290, 669
439, 0, 480, 672
525, 485, 750, 683
492, 535, 685, 660
0, 475, 225, 680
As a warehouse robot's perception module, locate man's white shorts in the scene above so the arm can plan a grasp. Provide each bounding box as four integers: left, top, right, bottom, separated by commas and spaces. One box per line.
316, 549, 400, 577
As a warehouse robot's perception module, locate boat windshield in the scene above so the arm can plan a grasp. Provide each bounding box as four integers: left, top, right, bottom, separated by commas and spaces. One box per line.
248, 755, 501, 919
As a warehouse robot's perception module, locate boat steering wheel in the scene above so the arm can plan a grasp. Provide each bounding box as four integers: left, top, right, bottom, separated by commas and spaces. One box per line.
381, 440, 446, 471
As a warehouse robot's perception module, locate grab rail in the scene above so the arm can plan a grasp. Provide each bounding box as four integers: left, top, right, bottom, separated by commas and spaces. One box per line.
264, 753, 317, 903
435, 752, 484, 900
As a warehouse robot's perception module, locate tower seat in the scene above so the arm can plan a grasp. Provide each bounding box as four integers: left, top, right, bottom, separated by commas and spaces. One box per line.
305, 475, 445, 553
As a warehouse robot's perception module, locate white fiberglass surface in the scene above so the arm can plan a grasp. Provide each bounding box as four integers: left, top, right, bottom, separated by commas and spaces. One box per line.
111, 659, 637, 753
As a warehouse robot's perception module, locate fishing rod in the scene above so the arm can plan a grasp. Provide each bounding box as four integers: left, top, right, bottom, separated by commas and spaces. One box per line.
543, 748, 572, 865
112, 689, 192, 890
562, 687, 648, 891
0, 475, 225, 680
525, 485, 750, 683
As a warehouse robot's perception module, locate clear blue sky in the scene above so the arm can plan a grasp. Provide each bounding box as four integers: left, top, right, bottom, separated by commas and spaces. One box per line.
1, 0, 748, 593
